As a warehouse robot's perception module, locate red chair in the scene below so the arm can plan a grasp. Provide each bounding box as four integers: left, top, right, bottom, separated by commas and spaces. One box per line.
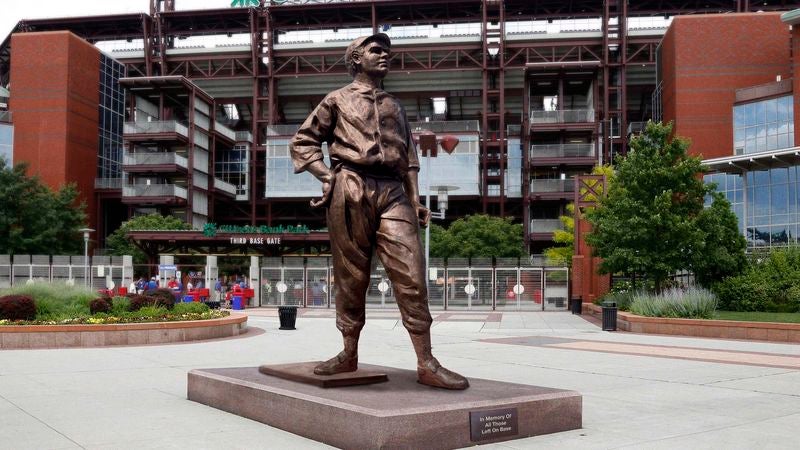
197, 288, 210, 301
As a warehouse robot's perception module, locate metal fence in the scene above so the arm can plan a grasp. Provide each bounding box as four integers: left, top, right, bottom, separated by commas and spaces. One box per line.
0, 255, 132, 291
258, 256, 568, 311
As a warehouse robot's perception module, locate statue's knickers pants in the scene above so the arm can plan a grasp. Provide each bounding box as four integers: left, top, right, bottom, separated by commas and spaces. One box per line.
327, 169, 433, 338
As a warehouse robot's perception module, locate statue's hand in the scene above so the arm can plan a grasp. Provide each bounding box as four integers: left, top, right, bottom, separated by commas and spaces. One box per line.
310, 168, 334, 209
413, 201, 431, 228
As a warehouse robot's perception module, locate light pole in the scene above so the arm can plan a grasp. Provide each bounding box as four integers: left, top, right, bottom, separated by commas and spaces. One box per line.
78, 228, 94, 287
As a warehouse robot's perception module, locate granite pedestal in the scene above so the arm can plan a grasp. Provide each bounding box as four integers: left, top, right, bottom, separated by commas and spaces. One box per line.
188, 363, 582, 449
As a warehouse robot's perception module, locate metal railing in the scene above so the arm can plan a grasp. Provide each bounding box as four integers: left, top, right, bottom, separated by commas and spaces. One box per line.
266, 124, 300, 137
1, 254, 132, 290
258, 255, 568, 311
123, 152, 188, 168
194, 132, 209, 149
94, 178, 122, 189
530, 143, 595, 159
123, 120, 189, 138
530, 179, 576, 193
530, 109, 595, 124
122, 184, 188, 199
214, 178, 237, 196
235, 131, 253, 142
214, 123, 237, 142
530, 219, 564, 233
409, 120, 481, 133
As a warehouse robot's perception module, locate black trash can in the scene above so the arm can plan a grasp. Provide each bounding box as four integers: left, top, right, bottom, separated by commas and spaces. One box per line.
570, 297, 582, 315
278, 305, 298, 330
601, 301, 617, 331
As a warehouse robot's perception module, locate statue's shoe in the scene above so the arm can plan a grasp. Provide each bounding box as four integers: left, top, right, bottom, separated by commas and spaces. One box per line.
313, 351, 358, 375
417, 358, 469, 390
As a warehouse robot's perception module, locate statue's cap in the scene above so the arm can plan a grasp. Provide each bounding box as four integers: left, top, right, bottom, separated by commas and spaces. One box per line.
344, 33, 391, 67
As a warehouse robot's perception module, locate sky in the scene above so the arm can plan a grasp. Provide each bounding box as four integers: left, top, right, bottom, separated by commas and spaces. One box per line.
1, 0, 235, 42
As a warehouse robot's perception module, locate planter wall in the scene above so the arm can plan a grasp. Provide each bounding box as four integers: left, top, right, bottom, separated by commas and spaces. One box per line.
0, 314, 248, 349
583, 303, 800, 343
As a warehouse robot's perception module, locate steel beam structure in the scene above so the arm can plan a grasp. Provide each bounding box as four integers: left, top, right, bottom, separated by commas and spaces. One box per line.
2, 0, 797, 241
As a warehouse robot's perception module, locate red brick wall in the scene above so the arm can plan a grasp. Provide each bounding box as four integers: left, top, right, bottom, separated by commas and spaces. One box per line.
10, 31, 100, 233
660, 13, 792, 159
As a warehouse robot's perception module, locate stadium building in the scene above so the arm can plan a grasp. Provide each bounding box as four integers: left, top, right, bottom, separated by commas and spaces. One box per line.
1, 0, 797, 255
657, 10, 800, 250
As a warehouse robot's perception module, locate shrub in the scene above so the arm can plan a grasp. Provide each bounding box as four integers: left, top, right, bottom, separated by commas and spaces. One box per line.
598, 290, 636, 311
0, 295, 37, 321
173, 302, 210, 315
128, 294, 174, 312
89, 298, 112, 315
128, 295, 153, 312
110, 296, 130, 316
0, 282, 95, 319
712, 246, 800, 312
148, 288, 176, 310
629, 287, 717, 319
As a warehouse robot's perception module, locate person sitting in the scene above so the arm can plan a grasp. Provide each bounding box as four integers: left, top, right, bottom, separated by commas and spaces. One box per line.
167, 277, 179, 291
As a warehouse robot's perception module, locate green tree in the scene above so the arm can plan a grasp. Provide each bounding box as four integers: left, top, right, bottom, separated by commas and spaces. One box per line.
0, 158, 87, 254
543, 203, 575, 266
429, 214, 525, 259
585, 121, 743, 291
106, 213, 191, 264
691, 191, 748, 287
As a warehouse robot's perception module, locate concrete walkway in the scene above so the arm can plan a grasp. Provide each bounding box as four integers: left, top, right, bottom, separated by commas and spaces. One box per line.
1, 309, 798, 449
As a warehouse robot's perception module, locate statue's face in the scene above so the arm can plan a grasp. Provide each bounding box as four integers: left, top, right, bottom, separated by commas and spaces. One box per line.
357, 41, 390, 78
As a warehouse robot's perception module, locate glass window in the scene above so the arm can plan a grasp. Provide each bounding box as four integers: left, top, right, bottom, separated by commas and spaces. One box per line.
734, 105, 745, 128
745, 103, 756, 126
753, 184, 770, 216
754, 170, 770, 186
766, 99, 778, 123
734, 95, 794, 154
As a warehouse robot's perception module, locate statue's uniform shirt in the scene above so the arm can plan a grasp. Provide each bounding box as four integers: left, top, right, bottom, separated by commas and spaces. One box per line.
291, 81, 420, 177
290, 80, 432, 336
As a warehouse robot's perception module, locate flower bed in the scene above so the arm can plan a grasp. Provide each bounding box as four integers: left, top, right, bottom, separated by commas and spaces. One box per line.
584, 303, 800, 343
0, 283, 248, 349
0, 309, 229, 326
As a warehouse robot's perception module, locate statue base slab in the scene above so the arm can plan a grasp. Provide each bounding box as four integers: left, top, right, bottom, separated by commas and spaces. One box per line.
188, 364, 582, 449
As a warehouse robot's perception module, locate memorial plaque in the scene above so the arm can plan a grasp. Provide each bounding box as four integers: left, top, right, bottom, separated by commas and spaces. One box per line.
469, 407, 519, 442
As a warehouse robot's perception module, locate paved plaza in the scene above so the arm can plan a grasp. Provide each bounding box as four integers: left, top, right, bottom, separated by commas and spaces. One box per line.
1, 309, 799, 449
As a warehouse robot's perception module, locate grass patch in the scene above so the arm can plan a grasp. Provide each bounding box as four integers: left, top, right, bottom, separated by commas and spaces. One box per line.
2, 282, 96, 320
714, 311, 800, 324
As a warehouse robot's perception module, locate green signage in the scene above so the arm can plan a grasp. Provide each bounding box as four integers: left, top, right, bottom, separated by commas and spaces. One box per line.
231, 0, 260, 7
203, 223, 310, 237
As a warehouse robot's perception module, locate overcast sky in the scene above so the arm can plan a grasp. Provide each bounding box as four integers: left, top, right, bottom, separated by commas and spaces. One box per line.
1, 0, 235, 42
